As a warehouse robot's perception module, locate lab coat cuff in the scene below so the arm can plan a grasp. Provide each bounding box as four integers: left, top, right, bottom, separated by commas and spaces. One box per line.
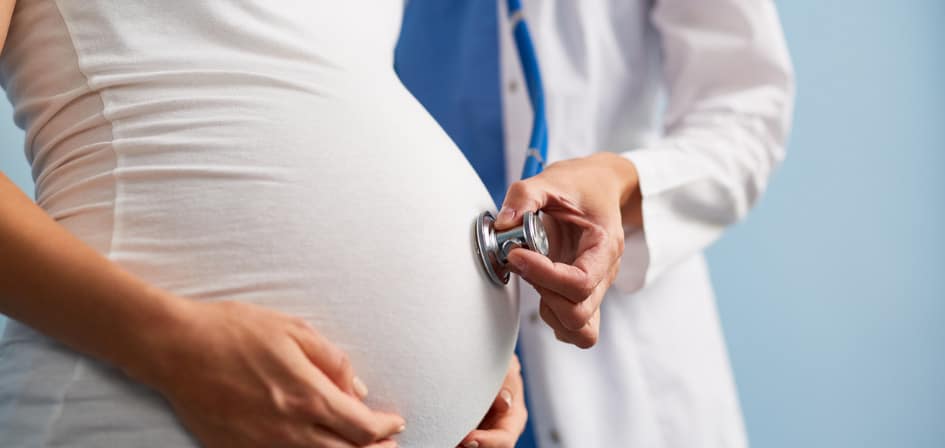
613, 148, 690, 293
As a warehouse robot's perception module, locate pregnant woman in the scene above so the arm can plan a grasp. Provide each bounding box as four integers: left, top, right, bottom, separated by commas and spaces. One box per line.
0, 1, 525, 447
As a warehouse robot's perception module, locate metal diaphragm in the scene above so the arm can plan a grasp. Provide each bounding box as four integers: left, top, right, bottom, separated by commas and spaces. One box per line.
475, 210, 550, 285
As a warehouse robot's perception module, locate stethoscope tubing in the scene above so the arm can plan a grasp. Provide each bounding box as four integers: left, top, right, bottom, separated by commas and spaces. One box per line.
506, 0, 548, 180
475, 2, 552, 287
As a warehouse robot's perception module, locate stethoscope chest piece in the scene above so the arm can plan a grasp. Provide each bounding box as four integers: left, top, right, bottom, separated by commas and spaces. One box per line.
476, 210, 550, 285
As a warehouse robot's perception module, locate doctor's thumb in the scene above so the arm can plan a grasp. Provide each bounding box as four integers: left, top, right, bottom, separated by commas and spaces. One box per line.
495, 179, 549, 230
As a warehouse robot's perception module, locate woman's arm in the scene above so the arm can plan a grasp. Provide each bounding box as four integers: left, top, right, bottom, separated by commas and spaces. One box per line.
0, 172, 189, 383
1, 172, 404, 447
0, 4, 404, 445
0, 1, 170, 376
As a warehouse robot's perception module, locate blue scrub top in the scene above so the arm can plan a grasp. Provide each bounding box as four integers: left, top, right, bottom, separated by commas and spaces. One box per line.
395, 3, 539, 448
394, 1, 507, 206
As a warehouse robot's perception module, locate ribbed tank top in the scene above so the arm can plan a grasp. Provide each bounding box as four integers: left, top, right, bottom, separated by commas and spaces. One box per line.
0, 2, 518, 446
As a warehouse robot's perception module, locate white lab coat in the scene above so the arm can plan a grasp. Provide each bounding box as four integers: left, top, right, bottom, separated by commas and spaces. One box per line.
497, 1, 794, 447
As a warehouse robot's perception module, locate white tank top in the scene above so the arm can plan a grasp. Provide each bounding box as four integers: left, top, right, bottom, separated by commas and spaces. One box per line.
0, 1, 519, 447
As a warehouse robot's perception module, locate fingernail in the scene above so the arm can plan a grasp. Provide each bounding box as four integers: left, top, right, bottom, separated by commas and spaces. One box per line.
497, 207, 515, 223
500, 389, 513, 409
463, 441, 479, 448
397, 424, 406, 434
353, 376, 369, 398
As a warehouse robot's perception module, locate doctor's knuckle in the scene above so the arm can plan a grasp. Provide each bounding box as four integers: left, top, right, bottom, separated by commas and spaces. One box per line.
558, 305, 587, 330
539, 302, 554, 320
576, 277, 597, 298
589, 224, 608, 241
614, 234, 625, 254
541, 314, 561, 334
571, 325, 599, 348
560, 313, 583, 331
574, 301, 595, 325
575, 333, 598, 349
507, 180, 530, 198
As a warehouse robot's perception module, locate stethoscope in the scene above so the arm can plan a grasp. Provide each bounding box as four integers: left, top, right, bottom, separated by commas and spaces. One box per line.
475, 0, 551, 286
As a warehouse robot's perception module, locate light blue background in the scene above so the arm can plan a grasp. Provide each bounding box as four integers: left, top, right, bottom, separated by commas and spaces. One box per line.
709, 0, 945, 448
1, 2, 943, 446
706, 1, 945, 447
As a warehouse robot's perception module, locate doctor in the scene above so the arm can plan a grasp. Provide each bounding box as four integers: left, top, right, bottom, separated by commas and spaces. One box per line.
397, 1, 794, 447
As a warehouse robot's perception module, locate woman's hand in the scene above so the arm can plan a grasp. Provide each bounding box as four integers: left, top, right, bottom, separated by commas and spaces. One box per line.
495, 152, 641, 348
458, 355, 527, 448
1, 173, 403, 446
129, 299, 405, 448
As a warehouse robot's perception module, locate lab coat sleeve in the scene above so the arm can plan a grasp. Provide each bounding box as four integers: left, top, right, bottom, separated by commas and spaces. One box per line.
614, 0, 795, 292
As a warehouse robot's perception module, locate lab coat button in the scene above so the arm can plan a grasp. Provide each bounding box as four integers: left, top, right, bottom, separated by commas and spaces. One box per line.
529, 311, 540, 324
508, 79, 519, 93
549, 428, 561, 444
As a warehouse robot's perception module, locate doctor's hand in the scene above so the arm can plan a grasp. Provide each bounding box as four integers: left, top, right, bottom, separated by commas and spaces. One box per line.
127, 299, 405, 448
495, 152, 641, 348
458, 355, 528, 448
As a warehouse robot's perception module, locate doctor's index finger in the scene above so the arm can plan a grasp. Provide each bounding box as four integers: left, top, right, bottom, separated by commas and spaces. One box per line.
507, 243, 610, 302
495, 179, 551, 229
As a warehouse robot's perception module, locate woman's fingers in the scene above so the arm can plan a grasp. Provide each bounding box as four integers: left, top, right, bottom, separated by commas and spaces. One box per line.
495, 179, 551, 229
288, 318, 405, 445
306, 376, 406, 446
493, 356, 520, 412
460, 356, 527, 448
502, 356, 523, 415
305, 425, 398, 448
303, 425, 358, 448
462, 428, 520, 448
285, 331, 404, 445
461, 430, 517, 448
156, 301, 406, 448
289, 319, 364, 398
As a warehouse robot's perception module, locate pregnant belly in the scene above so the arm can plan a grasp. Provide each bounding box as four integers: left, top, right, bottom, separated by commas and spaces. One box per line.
48, 76, 520, 447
